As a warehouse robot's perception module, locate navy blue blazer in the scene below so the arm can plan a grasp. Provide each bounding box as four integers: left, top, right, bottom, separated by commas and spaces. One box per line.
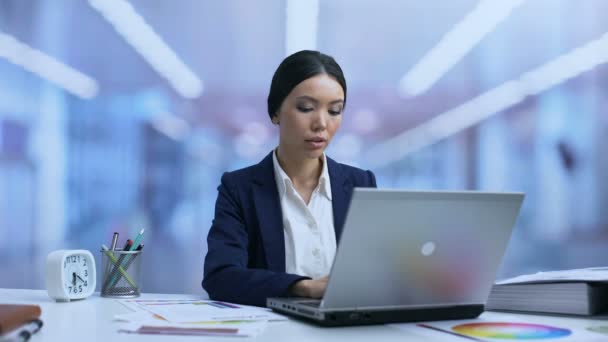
202, 151, 377, 306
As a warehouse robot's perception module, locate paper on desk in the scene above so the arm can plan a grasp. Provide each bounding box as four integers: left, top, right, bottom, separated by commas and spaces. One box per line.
117, 320, 267, 337
119, 299, 288, 323
115, 310, 265, 325
389, 313, 607, 341
115, 308, 269, 337
496, 267, 608, 285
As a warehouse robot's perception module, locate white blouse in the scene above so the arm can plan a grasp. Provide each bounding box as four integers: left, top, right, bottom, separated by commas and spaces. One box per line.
272, 151, 337, 280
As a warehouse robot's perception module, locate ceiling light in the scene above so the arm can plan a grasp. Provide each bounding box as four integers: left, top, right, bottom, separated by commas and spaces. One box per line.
368, 30, 608, 168
285, 0, 319, 56
88, 0, 203, 99
398, 0, 524, 97
0, 31, 98, 99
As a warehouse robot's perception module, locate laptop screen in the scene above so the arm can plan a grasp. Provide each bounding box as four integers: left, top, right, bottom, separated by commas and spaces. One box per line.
321, 189, 524, 309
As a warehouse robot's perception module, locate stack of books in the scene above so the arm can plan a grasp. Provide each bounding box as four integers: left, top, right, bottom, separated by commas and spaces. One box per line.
487, 267, 608, 315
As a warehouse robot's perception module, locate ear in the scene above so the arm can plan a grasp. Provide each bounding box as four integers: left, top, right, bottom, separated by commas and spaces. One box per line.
271, 114, 280, 125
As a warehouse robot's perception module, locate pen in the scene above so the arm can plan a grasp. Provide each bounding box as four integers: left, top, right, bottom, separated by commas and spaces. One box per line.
123, 239, 133, 251
116, 244, 143, 274
105, 232, 120, 277
129, 228, 145, 251
101, 244, 138, 289
117, 244, 144, 281
1, 319, 43, 342
110, 232, 119, 251
104, 239, 132, 289
106, 228, 144, 290
106, 239, 136, 289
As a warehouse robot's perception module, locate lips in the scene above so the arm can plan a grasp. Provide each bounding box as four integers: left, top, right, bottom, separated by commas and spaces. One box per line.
305, 137, 327, 149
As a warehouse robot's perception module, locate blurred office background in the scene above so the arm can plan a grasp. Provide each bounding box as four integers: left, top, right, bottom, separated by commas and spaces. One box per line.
1, 0, 608, 294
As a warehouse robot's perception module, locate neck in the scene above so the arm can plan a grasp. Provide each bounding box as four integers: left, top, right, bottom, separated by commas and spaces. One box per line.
275, 146, 322, 188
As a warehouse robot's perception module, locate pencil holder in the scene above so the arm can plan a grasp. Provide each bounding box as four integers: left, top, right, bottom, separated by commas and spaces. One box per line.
100, 249, 143, 298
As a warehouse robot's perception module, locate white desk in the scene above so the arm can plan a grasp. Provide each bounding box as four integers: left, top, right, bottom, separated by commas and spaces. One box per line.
1, 288, 607, 341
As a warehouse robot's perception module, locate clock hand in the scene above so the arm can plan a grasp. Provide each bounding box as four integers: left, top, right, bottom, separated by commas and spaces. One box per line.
72, 272, 76, 286
76, 274, 86, 283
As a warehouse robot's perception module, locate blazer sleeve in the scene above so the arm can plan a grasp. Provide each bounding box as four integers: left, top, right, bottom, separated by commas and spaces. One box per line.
367, 169, 377, 188
202, 173, 308, 307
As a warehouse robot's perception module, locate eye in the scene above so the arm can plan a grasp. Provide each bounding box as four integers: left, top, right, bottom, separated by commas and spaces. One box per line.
297, 106, 314, 113
329, 108, 342, 116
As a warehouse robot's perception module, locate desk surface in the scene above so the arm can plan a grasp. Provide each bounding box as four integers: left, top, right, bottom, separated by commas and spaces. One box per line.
1, 288, 607, 341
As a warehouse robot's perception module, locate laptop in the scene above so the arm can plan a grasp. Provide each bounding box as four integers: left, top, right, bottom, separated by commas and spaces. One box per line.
267, 189, 524, 326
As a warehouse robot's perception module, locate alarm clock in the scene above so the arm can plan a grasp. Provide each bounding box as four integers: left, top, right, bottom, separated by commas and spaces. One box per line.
45, 250, 96, 301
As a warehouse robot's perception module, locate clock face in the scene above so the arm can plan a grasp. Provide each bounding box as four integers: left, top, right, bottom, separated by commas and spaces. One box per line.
63, 253, 92, 296
46, 249, 96, 301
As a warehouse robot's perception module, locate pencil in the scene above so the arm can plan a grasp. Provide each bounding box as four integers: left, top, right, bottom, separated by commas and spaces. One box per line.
101, 245, 138, 289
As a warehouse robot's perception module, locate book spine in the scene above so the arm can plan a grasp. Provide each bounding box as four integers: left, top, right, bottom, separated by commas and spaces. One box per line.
588, 283, 608, 315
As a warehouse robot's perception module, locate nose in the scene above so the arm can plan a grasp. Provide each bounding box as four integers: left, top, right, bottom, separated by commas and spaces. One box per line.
311, 110, 327, 132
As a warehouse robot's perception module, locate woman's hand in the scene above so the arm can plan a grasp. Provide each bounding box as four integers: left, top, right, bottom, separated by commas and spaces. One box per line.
289, 276, 329, 298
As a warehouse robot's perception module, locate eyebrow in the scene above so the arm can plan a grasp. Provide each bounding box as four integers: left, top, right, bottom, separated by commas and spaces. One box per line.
295, 96, 344, 105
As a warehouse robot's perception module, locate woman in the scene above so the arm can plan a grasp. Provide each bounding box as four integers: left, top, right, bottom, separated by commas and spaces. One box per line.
203, 50, 377, 306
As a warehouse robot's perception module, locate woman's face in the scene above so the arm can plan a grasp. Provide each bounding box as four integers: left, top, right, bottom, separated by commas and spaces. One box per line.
275, 74, 344, 160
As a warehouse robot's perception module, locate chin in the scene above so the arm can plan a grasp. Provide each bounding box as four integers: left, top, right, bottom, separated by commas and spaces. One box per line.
304, 149, 325, 159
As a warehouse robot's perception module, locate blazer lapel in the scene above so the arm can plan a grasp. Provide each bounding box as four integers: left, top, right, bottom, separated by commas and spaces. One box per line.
327, 157, 352, 242
252, 152, 285, 272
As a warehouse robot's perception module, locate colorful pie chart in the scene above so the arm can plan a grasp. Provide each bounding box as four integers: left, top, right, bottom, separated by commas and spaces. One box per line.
452, 322, 572, 339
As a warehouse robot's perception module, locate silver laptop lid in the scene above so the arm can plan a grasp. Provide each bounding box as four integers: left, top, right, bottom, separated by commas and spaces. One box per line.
322, 189, 524, 309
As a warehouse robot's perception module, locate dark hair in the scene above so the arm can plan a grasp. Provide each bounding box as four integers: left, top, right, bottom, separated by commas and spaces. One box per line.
267, 50, 347, 121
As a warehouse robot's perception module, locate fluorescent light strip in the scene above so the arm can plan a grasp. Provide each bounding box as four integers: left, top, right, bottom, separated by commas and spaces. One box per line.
285, 0, 319, 56
0, 31, 99, 99
367, 30, 608, 169
88, 0, 203, 99
398, 0, 524, 97
151, 113, 190, 140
